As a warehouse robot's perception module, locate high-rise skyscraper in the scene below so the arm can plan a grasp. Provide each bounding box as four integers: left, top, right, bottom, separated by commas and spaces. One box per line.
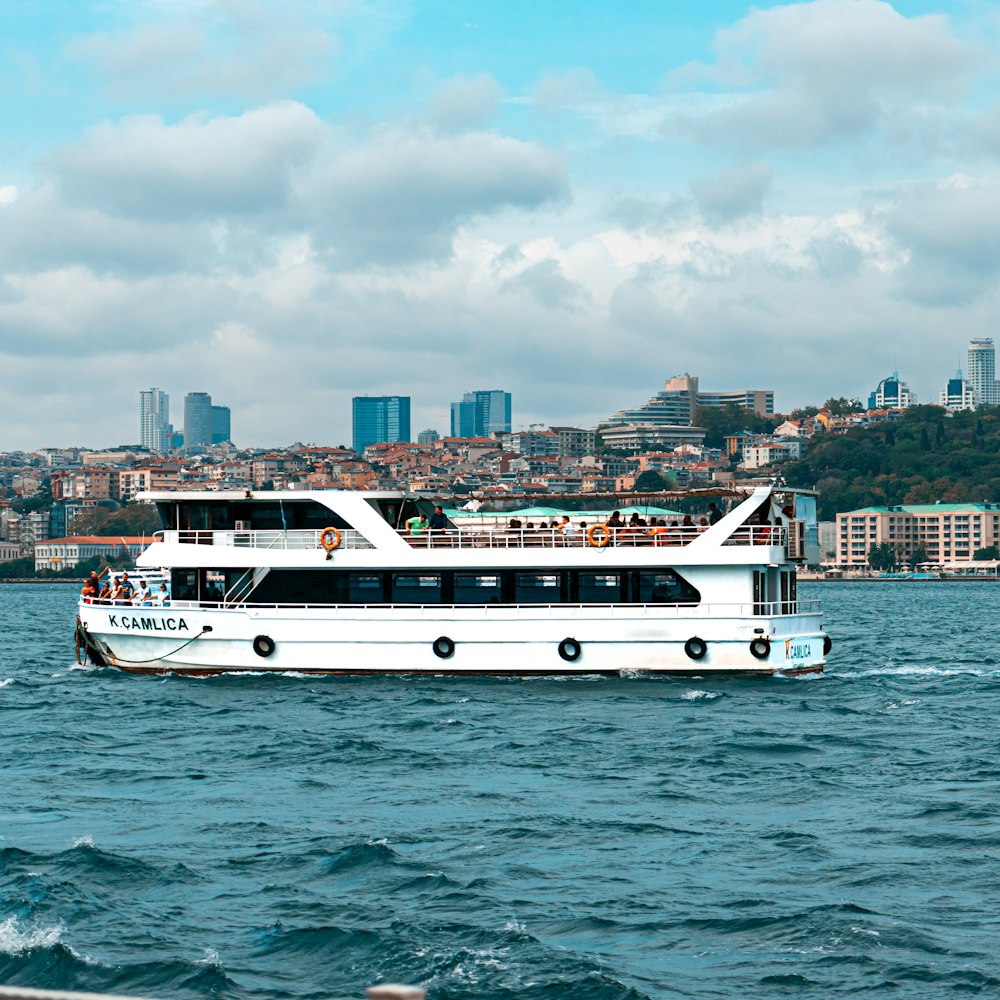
968, 339, 998, 405
352, 396, 411, 453
139, 388, 170, 452
184, 392, 213, 448
211, 405, 231, 444
449, 390, 512, 438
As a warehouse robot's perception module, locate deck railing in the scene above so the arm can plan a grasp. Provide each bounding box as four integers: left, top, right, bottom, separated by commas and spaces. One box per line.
397, 524, 787, 549
160, 598, 821, 617
156, 529, 374, 550
152, 524, 792, 553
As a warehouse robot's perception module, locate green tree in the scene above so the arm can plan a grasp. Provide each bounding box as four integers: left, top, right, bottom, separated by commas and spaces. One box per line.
823, 397, 863, 416
974, 545, 1000, 561
632, 469, 676, 492
909, 544, 930, 567
694, 403, 779, 449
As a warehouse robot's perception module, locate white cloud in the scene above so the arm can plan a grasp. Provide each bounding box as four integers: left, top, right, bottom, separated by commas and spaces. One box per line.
49, 103, 324, 221
669, 0, 979, 150
427, 75, 502, 133
68, 0, 341, 102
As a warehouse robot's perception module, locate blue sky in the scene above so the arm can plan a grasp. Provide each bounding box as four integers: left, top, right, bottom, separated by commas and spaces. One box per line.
2, 0, 1000, 448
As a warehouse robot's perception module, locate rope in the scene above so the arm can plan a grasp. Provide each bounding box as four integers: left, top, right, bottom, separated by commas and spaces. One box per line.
75, 623, 212, 666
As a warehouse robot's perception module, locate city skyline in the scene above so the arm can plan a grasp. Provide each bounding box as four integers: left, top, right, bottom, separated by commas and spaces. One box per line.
4, 2, 1000, 450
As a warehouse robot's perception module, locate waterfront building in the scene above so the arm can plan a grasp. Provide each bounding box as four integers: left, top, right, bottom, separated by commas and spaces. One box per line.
450, 390, 512, 438
967, 339, 999, 405
352, 396, 411, 453
211, 406, 231, 444
184, 392, 213, 448
35, 535, 147, 573
605, 375, 773, 428
139, 388, 170, 452
866, 372, 916, 409
939, 371, 979, 411
836, 503, 1000, 568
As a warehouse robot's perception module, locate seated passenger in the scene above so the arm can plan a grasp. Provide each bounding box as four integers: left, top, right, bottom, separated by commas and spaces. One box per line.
607, 510, 623, 544
559, 516, 579, 543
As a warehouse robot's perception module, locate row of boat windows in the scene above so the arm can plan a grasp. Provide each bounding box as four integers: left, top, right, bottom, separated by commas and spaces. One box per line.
171, 568, 701, 606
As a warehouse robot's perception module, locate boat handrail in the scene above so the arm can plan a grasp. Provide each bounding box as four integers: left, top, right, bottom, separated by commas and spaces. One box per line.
396, 524, 787, 549
150, 598, 821, 616
157, 528, 375, 550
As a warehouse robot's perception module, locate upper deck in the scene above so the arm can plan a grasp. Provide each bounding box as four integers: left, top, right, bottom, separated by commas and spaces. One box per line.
136, 484, 813, 568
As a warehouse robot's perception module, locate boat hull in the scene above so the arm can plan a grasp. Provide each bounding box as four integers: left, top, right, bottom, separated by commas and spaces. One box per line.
77, 603, 826, 677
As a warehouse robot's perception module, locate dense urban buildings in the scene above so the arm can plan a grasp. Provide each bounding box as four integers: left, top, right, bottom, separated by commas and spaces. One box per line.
139, 388, 170, 452
352, 395, 411, 453
450, 390, 512, 438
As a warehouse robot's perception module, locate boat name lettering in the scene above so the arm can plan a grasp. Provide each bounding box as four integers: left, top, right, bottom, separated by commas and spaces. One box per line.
787, 641, 812, 659
108, 615, 189, 632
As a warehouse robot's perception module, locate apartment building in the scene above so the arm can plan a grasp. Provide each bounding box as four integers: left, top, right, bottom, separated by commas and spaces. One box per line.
836, 503, 1000, 567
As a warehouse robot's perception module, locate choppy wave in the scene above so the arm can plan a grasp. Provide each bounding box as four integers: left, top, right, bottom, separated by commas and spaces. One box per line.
3, 581, 1000, 999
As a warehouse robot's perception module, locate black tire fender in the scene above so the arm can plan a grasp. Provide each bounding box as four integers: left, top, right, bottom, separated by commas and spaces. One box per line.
253, 635, 275, 658
558, 638, 582, 662
750, 638, 771, 660
823, 634, 833, 656
684, 637, 707, 661
432, 636, 455, 659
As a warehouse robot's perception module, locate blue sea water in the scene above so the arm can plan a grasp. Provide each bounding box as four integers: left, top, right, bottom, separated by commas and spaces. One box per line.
2, 581, 1000, 999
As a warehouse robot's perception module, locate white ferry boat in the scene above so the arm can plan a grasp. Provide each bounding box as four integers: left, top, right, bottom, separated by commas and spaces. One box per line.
74, 485, 830, 677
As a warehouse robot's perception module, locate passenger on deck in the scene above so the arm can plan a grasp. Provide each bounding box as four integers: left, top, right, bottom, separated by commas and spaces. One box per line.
405, 514, 430, 536
119, 572, 135, 604
708, 502, 723, 524
429, 505, 448, 530
156, 583, 170, 607
81, 578, 97, 602
699, 517, 709, 528
607, 510, 623, 544
559, 516, 579, 544
97, 579, 112, 604
110, 576, 124, 604
134, 580, 152, 606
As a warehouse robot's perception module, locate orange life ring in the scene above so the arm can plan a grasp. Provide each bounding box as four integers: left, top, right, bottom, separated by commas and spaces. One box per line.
587, 523, 611, 548
320, 526, 342, 552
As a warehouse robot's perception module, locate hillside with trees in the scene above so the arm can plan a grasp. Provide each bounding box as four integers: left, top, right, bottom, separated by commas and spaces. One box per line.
783, 405, 1000, 520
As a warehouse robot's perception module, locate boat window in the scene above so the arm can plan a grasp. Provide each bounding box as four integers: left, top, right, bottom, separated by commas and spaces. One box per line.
515, 572, 562, 604
454, 573, 502, 604
578, 572, 623, 604
635, 570, 699, 605
348, 574, 384, 604
171, 570, 199, 601
392, 574, 443, 604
